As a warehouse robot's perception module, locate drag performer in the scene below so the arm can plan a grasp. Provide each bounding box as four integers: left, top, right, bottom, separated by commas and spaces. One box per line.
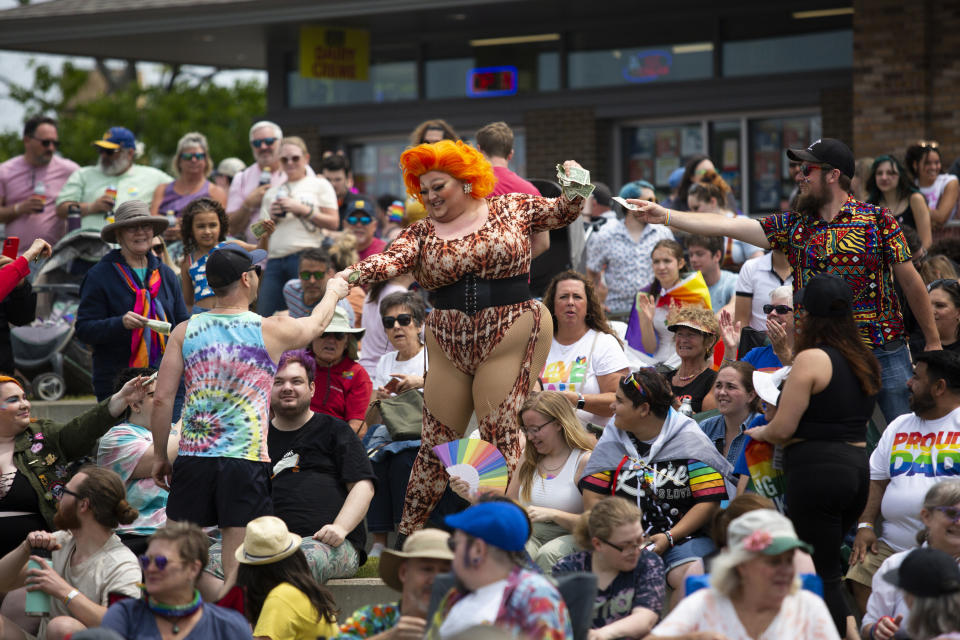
339, 140, 588, 534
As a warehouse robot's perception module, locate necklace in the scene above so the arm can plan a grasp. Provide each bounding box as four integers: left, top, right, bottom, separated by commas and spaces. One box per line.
538, 455, 566, 474
147, 590, 203, 635
675, 365, 707, 382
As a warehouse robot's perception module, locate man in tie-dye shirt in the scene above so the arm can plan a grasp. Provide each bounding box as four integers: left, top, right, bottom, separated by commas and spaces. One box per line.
149, 243, 349, 596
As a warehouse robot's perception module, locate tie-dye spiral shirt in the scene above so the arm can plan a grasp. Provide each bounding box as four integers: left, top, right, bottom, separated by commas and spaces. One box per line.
180, 311, 277, 462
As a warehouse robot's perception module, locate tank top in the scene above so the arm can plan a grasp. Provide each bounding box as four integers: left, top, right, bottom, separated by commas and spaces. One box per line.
794, 345, 877, 442
525, 448, 586, 514
180, 311, 277, 462
187, 242, 227, 302
157, 181, 211, 217
919, 174, 959, 223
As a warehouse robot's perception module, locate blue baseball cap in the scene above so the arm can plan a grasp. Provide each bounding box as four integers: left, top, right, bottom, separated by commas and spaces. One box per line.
668, 167, 685, 190
93, 127, 137, 150
619, 180, 656, 200
206, 243, 268, 289
444, 501, 530, 552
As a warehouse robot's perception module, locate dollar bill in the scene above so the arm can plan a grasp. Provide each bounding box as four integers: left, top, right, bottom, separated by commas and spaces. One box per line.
146, 319, 171, 335
556, 164, 591, 186
251, 220, 269, 238
611, 196, 640, 210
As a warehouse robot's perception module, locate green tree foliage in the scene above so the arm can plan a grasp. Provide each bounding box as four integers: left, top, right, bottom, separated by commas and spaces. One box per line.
0, 60, 265, 170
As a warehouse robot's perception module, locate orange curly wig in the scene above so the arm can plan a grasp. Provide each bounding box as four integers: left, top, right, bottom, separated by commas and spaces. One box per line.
400, 139, 496, 203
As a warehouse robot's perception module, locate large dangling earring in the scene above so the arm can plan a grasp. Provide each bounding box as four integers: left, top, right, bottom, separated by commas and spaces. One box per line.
463, 183, 473, 195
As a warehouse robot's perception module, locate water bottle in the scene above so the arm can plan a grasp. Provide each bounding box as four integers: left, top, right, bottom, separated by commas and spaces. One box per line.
259, 167, 272, 186
67, 204, 82, 232
275, 184, 289, 217
33, 181, 46, 207
165, 210, 178, 229
678, 398, 695, 417
25, 548, 52, 616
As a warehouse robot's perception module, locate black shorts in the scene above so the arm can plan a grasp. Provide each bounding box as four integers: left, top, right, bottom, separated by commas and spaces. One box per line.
166, 456, 273, 528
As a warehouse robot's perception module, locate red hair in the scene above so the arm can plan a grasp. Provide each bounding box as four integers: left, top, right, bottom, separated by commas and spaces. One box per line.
400, 140, 496, 203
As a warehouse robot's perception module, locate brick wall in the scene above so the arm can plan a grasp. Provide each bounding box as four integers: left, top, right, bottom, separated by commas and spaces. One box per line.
853, 0, 960, 161
523, 107, 597, 183
820, 87, 853, 146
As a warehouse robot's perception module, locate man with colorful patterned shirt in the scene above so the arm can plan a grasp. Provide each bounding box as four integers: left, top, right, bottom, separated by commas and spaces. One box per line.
629, 138, 939, 423
336, 529, 453, 639
96, 367, 167, 556
149, 243, 349, 597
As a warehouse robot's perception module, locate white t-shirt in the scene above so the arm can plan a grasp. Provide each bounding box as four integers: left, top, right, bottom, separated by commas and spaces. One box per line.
652, 587, 840, 640
541, 329, 629, 426
919, 173, 959, 223
259, 175, 337, 258
736, 252, 794, 331
438, 578, 508, 638
863, 548, 914, 630
869, 407, 960, 551
372, 348, 427, 390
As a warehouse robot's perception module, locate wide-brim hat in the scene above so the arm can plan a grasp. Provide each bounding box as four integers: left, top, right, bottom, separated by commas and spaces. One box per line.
323, 306, 365, 337
753, 366, 792, 407
379, 528, 455, 592
668, 319, 717, 337
100, 200, 168, 243
235, 516, 302, 566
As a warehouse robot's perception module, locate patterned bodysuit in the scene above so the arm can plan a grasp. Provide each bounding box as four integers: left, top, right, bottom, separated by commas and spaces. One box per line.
350, 193, 583, 532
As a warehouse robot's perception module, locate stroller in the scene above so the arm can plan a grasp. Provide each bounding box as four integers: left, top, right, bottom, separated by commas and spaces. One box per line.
11, 230, 110, 401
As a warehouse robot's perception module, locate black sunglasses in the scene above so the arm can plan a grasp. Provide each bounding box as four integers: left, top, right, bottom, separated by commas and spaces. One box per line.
151, 243, 165, 256
346, 215, 373, 226
323, 332, 346, 340
382, 314, 413, 329
928, 278, 960, 293
247, 265, 262, 277
252, 138, 277, 148
598, 536, 644, 553
763, 304, 793, 315
98, 147, 119, 156
30, 136, 60, 149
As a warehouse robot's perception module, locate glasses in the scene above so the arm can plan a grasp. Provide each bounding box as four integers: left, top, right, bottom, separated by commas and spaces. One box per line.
382, 314, 413, 329
800, 163, 824, 177
139, 554, 178, 571
247, 265, 262, 277
151, 243, 165, 256
300, 270, 325, 281
179, 152, 206, 161
323, 332, 346, 340
763, 304, 793, 315
521, 418, 555, 437
927, 278, 960, 293
30, 136, 60, 149
58, 487, 83, 501
98, 147, 119, 156
346, 214, 373, 226
933, 506, 960, 524
598, 536, 645, 553
251, 138, 277, 148
280, 156, 302, 164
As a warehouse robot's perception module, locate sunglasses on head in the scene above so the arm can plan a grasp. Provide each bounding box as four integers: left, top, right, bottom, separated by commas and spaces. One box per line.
251, 137, 277, 148
179, 152, 206, 161
622, 372, 648, 397
323, 332, 346, 340
300, 270, 325, 281
763, 304, 793, 315
139, 554, 174, 571
927, 278, 960, 293
917, 140, 939, 149
382, 314, 413, 329
346, 214, 373, 226
30, 136, 60, 149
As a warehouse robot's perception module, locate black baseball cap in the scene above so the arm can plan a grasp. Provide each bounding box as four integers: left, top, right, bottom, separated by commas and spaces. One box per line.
206, 243, 267, 289
786, 138, 855, 179
883, 547, 960, 598
794, 273, 853, 318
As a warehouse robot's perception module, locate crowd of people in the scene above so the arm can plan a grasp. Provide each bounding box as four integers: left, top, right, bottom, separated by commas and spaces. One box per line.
0, 112, 959, 640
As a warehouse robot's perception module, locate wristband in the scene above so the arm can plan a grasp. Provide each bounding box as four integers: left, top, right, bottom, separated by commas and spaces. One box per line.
63, 589, 80, 606
664, 530, 674, 548
858, 522, 874, 530
664, 209, 671, 227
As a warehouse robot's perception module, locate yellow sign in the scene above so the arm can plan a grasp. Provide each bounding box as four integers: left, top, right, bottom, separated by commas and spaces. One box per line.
300, 26, 370, 81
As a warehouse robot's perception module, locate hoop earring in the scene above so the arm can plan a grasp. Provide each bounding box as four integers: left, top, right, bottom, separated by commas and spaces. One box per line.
463, 183, 472, 195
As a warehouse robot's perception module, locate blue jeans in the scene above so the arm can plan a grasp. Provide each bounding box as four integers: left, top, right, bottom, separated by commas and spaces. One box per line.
873, 344, 912, 425
257, 253, 301, 316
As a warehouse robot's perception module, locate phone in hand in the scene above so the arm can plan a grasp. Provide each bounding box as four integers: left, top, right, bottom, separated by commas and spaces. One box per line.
2, 237, 19, 259
384, 377, 401, 394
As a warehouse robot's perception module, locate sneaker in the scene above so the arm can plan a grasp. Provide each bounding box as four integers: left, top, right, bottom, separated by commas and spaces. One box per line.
368, 542, 384, 558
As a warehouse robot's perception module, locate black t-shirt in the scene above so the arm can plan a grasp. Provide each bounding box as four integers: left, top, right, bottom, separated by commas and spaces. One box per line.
671, 368, 717, 413
578, 434, 726, 543
268, 413, 376, 563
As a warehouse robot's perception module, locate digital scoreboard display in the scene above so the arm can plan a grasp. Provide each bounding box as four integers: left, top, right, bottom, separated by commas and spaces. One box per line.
466, 65, 518, 98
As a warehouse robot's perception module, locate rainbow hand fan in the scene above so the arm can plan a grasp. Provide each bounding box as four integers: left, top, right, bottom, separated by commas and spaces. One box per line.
433, 439, 508, 494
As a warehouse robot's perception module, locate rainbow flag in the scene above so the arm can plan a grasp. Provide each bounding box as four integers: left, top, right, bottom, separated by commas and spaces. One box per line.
624, 271, 713, 357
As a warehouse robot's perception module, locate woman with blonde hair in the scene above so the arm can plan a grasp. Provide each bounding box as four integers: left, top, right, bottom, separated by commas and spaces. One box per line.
553, 496, 666, 639
338, 140, 590, 536
150, 132, 227, 242
452, 391, 593, 570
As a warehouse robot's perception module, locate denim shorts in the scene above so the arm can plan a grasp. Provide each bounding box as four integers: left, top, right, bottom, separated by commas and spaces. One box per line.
662, 535, 716, 573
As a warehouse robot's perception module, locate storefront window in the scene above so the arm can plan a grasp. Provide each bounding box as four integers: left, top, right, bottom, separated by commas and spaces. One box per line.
749, 116, 821, 213
723, 30, 852, 77
288, 61, 416, 107
349, 139, 408, 201
569, 44, 712, 89
620, 123, 703, 195
709, 120, 742, 206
